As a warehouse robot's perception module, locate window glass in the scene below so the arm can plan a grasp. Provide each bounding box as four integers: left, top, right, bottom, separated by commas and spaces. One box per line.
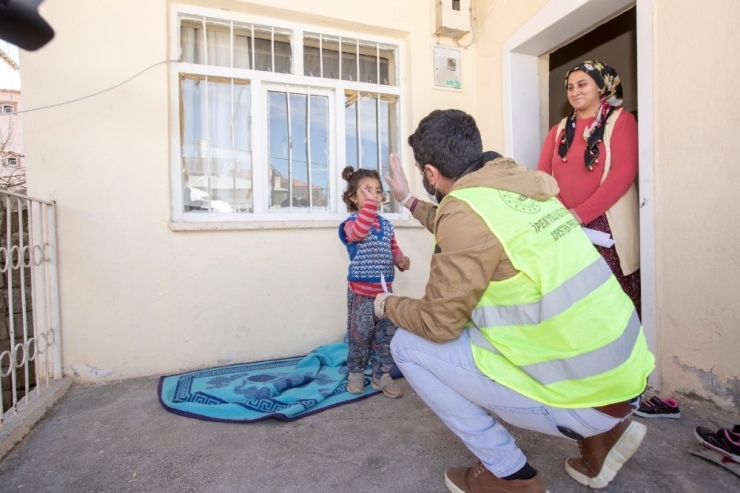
304, 45, 320, 78
273, 31, 293, 74
176, 12, 400, 220
233, 24, 252, 70
345, 91, 359, 169
359, 93, 377, 170
309, 95, 330, 209
267, 91, 289, 209
268, 90, 330, 211
341, 38, 358, 82
358, 43, 378, 84
206, 21, 232, 67
304, 34, 395, 85
181, 20, 291, 74
321, 37, 341, 80
378, 45, 394, 85
180, 75, 251, 213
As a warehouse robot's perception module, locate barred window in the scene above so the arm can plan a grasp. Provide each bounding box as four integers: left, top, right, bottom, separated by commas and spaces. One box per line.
171, 7, 403, 223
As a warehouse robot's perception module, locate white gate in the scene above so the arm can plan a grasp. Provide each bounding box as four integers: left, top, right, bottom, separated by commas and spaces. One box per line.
0, 189, 61, 424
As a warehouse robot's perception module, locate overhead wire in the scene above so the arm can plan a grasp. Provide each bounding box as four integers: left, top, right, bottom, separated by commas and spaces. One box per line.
8, 59, 178, 115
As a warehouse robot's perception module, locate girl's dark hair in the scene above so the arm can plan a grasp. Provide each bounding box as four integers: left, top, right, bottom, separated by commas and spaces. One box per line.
341, 166, 382, 212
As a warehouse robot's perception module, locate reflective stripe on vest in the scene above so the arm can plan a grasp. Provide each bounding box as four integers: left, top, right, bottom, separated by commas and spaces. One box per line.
470, 256, 612, 328
447, 186, 654, 407
470, 308, 641, 385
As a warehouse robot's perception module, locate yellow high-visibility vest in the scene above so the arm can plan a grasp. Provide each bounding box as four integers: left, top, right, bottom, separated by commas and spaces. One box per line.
446, 187, 654, 407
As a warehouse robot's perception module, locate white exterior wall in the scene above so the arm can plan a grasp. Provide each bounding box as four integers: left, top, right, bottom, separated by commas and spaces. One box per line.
653, 0, 740, 409
21, 0, 480, 381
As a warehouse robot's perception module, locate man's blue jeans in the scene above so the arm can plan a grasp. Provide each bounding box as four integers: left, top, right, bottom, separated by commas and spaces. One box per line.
391, 328, 624, 477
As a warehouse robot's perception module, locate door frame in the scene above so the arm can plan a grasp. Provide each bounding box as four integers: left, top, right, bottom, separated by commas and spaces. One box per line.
502, 0, 659, 388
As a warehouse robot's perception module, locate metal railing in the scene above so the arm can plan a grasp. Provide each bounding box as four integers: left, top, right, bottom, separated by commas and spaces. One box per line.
0, 189, 61, 424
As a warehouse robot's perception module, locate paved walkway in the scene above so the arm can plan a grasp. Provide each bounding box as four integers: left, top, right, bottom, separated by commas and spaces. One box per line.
0, 376, 738, 492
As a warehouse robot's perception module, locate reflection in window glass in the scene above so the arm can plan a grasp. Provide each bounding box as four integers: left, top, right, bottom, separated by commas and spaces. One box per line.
290, 93, 309, 208
233, 82, 253, 212
268, 91, 289, 209
359, 94, 377, 170
379, 96, 397, 179
343, 92, 399, 212
379, 95, 398, 212
309, 95, 330, 209
180, 75, 252, 213
268, 90, 330, 211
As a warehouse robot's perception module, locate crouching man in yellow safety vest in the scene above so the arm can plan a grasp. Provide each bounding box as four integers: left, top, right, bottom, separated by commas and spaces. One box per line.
375, 109, 654, 493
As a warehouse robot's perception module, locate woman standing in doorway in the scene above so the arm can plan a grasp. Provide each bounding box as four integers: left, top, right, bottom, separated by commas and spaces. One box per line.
537, 60, 641, 315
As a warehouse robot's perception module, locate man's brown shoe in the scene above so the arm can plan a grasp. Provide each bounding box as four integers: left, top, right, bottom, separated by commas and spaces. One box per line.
565, 419, 647, 489
444, 460, 548, 493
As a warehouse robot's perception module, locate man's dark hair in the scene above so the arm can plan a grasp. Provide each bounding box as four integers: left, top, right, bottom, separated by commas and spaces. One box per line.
407, 109, 483, 179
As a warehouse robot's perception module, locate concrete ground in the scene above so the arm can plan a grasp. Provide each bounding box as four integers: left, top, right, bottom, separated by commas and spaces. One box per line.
0, 376, 738, 492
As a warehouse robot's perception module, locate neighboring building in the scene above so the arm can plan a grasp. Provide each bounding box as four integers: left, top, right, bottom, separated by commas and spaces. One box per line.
18, 0, 740, 411
0, 40, 23, 191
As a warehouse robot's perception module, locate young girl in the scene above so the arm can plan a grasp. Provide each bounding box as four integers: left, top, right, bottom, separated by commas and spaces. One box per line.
338, 166, 410, 398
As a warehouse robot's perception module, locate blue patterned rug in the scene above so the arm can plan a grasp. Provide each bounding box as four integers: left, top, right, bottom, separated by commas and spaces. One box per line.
158, 342, 385, 422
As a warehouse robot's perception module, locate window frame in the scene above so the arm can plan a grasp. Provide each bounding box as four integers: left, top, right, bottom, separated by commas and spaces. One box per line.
169, 4, 406, 227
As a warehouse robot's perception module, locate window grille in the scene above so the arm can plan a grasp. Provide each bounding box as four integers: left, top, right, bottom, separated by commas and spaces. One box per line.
173, 9, 402, 222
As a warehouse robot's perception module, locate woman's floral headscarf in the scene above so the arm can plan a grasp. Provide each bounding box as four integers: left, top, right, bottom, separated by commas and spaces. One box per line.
557, 60, 623, 170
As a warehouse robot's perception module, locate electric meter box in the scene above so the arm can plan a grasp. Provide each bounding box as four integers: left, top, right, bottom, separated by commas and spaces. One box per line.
434, 0, 471, 40
433, 45, 462, 89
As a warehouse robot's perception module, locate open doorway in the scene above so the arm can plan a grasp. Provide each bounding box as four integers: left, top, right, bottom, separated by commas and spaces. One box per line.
548, 8, 636, 127
502, 0, 659, 388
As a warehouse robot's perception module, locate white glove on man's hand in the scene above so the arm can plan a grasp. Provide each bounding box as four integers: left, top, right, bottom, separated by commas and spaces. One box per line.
384, 153, 412, 206
374, 292, 393, 318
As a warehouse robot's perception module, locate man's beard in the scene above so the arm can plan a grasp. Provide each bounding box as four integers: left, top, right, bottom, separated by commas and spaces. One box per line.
422, 173, 445, 203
